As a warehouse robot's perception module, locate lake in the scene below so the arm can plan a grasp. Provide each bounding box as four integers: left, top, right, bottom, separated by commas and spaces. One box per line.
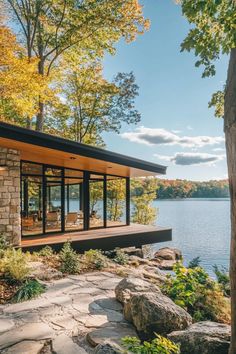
153, 198, 230, 276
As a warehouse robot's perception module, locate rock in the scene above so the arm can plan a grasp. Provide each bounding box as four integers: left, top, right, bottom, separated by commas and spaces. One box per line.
87, 322, 137, 347
94, 341, 124, 354
0, 319, 15, 334
115, 277, 160, 304
3, 340, 45, 354
129, 256, 150, 265
0, 322, 54, 350
28, 261, 62, 281
155, 259, 178, 270
52, 334, 87, 354
95, 298, 123, 312
168, 321, 231, 354
122, 247, 144, 258
154, 247, 182, 261
125, 292, 192, 339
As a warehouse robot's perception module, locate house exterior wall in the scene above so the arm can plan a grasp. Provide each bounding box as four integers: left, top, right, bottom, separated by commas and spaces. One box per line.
0, 148, 21, 246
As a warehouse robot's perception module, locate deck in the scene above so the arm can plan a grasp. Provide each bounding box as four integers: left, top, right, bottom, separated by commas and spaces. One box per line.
21, 224, 172, 252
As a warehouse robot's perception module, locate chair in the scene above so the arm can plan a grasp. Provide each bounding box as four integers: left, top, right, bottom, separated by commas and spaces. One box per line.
22, 216, 34, 229
66, 212, 78, 226
47, 212, 60, 227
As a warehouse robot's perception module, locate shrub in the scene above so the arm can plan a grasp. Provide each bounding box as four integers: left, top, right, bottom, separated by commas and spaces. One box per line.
59, 241, 80, 274
0, 249, 30, 282
12, 279, 46, 302
213, 265, 230, 296
122, 335, 180, 354
84, 249, 107, 270
38, 246, 54, 258
188, 256, 201, 268
113, 248, 129, 265
162, 262, 230, 324
0, 234, 10, 258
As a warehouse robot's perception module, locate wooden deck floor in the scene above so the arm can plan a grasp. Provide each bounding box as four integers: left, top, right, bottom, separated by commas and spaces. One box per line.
21, 224, 172, 252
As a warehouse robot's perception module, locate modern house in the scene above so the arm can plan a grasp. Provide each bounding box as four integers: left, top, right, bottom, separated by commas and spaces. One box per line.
0, 122, 171, 252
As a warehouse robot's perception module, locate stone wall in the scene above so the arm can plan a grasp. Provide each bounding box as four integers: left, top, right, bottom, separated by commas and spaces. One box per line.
0, 148, 21, 246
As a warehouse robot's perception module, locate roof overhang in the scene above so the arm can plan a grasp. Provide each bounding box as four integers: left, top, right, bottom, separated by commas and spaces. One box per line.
0, 122, 167, 177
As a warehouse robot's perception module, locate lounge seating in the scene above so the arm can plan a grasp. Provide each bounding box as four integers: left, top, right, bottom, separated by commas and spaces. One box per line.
66, 212, 78, 225
47, 212, 60, 227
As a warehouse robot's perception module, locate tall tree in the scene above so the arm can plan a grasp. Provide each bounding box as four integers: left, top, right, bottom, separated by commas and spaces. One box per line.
46, 59, 140, 145
178, 1, 236, 351
0, 25, 49, 125
5, 0, 149, 131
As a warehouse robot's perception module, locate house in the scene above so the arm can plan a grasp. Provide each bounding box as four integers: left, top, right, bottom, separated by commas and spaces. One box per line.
0, 122, 171, 252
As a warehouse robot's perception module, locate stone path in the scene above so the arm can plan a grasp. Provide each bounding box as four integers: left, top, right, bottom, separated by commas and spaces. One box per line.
0, 271, 137, 353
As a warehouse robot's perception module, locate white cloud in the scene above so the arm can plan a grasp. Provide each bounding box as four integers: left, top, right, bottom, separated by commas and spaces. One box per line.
122, 127, 225, 148
154, 152, 225, 166
212, 147, 225, 152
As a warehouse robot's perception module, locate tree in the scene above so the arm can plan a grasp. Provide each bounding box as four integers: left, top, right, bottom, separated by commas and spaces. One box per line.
107, 178, 126, 222
5, 0, 149, 131
46, 59, 140, 145
178, 1, 236, 351
131, 178, 158, 225
0, 25, 50, 126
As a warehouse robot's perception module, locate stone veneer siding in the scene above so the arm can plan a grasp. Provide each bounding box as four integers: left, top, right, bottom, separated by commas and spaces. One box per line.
0, 148, 21, 246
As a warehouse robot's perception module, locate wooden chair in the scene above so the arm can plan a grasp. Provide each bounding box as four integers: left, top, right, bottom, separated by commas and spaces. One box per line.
66, 212, 78, 226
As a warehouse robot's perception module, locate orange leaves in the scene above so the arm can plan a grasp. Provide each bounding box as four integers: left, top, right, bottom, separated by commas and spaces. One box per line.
0, 26, 52, 121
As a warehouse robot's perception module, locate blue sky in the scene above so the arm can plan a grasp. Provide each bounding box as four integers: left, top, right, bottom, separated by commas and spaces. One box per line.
102, 0, 229, 181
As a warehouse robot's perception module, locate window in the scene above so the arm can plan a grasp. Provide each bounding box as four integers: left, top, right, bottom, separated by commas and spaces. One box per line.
107, 176, 127, 227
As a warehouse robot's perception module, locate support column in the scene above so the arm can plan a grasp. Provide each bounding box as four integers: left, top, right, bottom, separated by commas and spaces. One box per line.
0, 148, 21, 246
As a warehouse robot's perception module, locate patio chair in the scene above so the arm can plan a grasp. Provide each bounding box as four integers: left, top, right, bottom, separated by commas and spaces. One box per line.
66, 212, 78, 226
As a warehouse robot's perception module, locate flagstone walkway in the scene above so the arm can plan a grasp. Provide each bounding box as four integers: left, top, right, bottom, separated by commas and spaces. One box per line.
0, 271, 137, 353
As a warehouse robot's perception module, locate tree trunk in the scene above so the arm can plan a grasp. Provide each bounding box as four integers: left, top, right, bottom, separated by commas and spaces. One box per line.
224, 48, 236, 354
36, 57, 45, 132
36, 101, 44, 131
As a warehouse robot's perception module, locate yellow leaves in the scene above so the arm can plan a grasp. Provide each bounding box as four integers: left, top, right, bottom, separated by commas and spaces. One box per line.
0, 26, 54, 122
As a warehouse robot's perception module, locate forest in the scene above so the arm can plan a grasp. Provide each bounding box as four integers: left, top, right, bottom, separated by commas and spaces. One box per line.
156, 179, 229, 199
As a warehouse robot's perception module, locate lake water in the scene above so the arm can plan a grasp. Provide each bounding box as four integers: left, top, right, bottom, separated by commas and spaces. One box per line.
153, 198, 230, 276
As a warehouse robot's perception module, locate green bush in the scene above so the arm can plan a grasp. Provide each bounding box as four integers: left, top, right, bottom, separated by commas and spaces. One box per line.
162, 262, 230, 323
59, 241, 80, 274
0, 234, 10, 258
113, 248, 129, 265
188, 256, 201, 268
0, 248, 30, 282
84, 249, 107, 270
12, 279, 46, 302
38, 246, 54, 258
213, 265, 230, 296
122, 335, 180, 354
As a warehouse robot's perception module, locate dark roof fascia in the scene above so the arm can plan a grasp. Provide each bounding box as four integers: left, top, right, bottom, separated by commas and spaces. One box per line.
0, 122, 167, 175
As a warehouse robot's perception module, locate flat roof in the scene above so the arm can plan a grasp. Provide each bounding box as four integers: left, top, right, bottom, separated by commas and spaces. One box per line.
0, 122, 167, 177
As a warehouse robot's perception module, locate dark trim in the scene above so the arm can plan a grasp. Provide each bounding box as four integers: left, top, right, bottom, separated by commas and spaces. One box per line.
126, 177, 130, 226
0, 122, 166, 175
83, 171, 90, 230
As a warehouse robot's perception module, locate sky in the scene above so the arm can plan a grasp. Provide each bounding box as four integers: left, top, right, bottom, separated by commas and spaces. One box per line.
102, 0, 229, 181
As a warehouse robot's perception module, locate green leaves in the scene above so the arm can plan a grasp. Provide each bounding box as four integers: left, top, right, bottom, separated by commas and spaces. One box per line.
180, 0, 236, 79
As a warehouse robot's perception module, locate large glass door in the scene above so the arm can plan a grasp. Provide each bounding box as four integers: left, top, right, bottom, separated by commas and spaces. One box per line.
89, 174, 105, 229
45, 168, 63, 233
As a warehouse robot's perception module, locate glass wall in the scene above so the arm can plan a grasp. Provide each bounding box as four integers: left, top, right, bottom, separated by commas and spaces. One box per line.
21, 175, 43, 236
107, 176, 126, 227
21, 161, 129, 237
89, 174, 105, 229
65, 169, 84, 231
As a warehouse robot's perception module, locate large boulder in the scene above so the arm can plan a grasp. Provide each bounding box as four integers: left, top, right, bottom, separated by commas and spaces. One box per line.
124, 292, 192, 339
122, 247, 144, 258
154, 247, 182, 261
115, 277, 160, 304
168, 321, 231, 354
153, 247, 182, 270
